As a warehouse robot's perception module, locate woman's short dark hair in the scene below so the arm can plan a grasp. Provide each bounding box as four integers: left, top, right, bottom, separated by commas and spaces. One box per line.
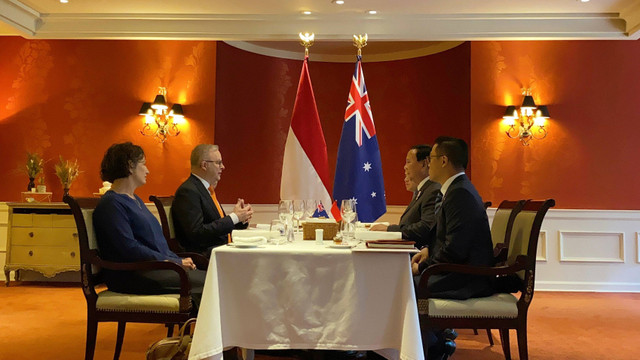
100, 142, 145, 182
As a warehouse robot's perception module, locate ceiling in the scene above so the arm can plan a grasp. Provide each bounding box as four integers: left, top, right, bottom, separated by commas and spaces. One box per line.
1, 0, 639, 61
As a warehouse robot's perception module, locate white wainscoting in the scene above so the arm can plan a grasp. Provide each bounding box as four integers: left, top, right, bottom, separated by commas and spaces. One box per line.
2, 202, 639, 292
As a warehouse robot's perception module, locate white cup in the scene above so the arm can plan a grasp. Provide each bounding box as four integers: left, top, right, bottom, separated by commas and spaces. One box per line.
315, 229, 324, 245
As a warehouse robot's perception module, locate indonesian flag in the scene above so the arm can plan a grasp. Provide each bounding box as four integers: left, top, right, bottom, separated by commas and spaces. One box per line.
280, 56, 332, 214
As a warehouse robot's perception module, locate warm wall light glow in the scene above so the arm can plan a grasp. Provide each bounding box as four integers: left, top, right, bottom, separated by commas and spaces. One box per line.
303, 11, 312, 15
368, 10, 378, 14
504, 89, 550, 146
60, 0, 69, 3
139, 87, 184, 143
334, 0, 345, 4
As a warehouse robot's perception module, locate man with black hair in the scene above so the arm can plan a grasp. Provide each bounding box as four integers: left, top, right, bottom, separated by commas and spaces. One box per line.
371, 145, 440, 249
411, 136, 494, 360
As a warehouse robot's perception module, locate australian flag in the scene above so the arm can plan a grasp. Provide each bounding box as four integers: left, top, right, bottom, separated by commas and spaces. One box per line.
333, 56, 386, 222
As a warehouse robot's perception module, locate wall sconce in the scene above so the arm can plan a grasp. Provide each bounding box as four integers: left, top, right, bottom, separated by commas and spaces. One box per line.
503, 89, 549, 146
139, 87, 184, 143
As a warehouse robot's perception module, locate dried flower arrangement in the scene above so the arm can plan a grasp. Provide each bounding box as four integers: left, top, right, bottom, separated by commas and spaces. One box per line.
25, 152, 44, 191
25, 152, 44, 178
54, 156, 81, 194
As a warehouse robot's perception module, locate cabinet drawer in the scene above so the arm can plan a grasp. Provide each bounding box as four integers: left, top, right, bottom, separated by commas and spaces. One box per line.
33, 214, 53, 227
11, 227, 79, 247
52, 214, 75, 228
9, 245, 79, 266
12, 214, 33, 227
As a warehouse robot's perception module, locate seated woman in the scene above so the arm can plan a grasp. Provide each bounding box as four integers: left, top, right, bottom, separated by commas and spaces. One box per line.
93, 142, 205, 314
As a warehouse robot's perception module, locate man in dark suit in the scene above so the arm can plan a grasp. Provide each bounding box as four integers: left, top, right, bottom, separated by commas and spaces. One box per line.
411, 136, 494, 360
172, 144, 253, 257
371, 145, 440, 249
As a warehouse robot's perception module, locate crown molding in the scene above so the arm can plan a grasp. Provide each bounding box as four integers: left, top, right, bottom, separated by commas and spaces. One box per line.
621, 1, 640, 38
0, 2, 635, 41
225, 41, 465, 63
0, 0, 40, 36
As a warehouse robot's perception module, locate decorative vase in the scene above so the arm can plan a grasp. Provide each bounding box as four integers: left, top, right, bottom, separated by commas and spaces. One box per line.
27, 177, 35, 192
36, 185, 47, 193
63, 187, 70, 198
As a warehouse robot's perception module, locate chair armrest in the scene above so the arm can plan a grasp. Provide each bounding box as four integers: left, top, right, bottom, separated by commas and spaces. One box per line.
176, 252, 210, 270
88, 250, 192, 312
416, 255, 528, 299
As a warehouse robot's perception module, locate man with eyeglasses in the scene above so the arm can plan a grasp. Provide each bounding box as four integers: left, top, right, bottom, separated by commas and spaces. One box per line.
370, 144, 440, 249
410, 136, 494, 360
172, 144, 253, 257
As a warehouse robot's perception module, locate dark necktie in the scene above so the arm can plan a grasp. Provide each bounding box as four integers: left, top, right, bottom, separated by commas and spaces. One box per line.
434, 191, 443, 215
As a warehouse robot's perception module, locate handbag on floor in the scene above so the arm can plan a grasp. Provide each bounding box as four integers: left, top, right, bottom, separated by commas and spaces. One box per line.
146, 318, 196, 360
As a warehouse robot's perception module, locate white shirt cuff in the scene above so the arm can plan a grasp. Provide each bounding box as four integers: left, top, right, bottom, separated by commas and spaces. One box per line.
229, 213, 240, 224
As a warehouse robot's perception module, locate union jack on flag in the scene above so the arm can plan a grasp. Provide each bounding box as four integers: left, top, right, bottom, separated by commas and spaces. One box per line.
333, 56, 386, 222
345, 59, 376, 147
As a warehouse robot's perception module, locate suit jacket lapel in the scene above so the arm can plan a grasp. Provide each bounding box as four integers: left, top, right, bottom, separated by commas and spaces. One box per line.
189, 175, 221, 218
400, 179, 430, 220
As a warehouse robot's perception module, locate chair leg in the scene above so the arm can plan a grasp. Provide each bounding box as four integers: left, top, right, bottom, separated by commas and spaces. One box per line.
486, 329, 494, 346
166, 323, 175, 337
85, 316, 98, 360
499, 329, 511, 360
113, 321, 126, 360
473, 328, 479, 335
517, 325, 528, 360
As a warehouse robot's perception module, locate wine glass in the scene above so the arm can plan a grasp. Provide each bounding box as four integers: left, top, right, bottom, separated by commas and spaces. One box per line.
304, 199, 317, 219
292, 200, 305, 232
278, 200, 294, 242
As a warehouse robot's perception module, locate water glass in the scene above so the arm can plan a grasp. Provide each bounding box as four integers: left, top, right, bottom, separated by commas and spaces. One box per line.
269, 220, 286, 245
293, 200, 305, 232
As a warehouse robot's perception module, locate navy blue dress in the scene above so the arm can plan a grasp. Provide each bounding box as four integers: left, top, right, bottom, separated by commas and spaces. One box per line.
93, 190, 205, 311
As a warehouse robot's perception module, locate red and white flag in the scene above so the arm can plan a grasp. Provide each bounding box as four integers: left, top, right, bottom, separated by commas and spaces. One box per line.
280, 56, 332, 213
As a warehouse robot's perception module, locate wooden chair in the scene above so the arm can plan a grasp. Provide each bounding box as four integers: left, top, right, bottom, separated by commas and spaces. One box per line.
149, 195, 209, 269
148, 195, 182, 253
477, 200, 527, 345
417, 199, 555, 360
64, 196, 194, 360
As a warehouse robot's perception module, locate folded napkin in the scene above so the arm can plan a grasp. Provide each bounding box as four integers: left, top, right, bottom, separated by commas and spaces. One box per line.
357, 221, 390, 228
366, 240, 415, 249
253, 224, 271, 230
232, 236, 267, 244
232, 229, 272, 239
354, 229, 402, 240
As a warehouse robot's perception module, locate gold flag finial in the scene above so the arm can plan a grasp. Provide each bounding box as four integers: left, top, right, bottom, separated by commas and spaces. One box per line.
353, 34, 368, 56
299, 32, 315, 57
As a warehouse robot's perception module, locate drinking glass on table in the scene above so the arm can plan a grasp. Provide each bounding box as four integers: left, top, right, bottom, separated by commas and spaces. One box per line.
269, 219, 286, 245
278, 200, 294, 242
304, 199, 317, 219
292, 200, 305, 232
341, 199, 357, 245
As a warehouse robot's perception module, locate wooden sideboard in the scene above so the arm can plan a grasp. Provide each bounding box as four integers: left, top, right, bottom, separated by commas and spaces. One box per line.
4, 203, 80, 286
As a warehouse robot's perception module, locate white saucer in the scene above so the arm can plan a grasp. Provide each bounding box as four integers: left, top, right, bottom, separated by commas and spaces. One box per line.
327, 244, 352, 249
230, 243, 260, 248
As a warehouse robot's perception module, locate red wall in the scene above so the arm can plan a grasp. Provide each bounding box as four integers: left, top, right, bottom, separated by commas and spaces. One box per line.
214, 42, 471, 204
0, 38, 217, 202
3, 37, 638, 210
470, 41, 640, 210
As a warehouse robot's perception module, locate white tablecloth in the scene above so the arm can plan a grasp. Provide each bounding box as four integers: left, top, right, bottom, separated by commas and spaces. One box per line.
188, 240, 424, 360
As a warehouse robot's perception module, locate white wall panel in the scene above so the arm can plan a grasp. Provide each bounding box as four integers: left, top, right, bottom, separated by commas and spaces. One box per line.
559, 231, 625, 263
536, 230, 547, 262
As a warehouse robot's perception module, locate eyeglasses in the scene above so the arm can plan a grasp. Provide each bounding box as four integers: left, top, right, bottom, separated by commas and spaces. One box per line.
203, 160, 223, 166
